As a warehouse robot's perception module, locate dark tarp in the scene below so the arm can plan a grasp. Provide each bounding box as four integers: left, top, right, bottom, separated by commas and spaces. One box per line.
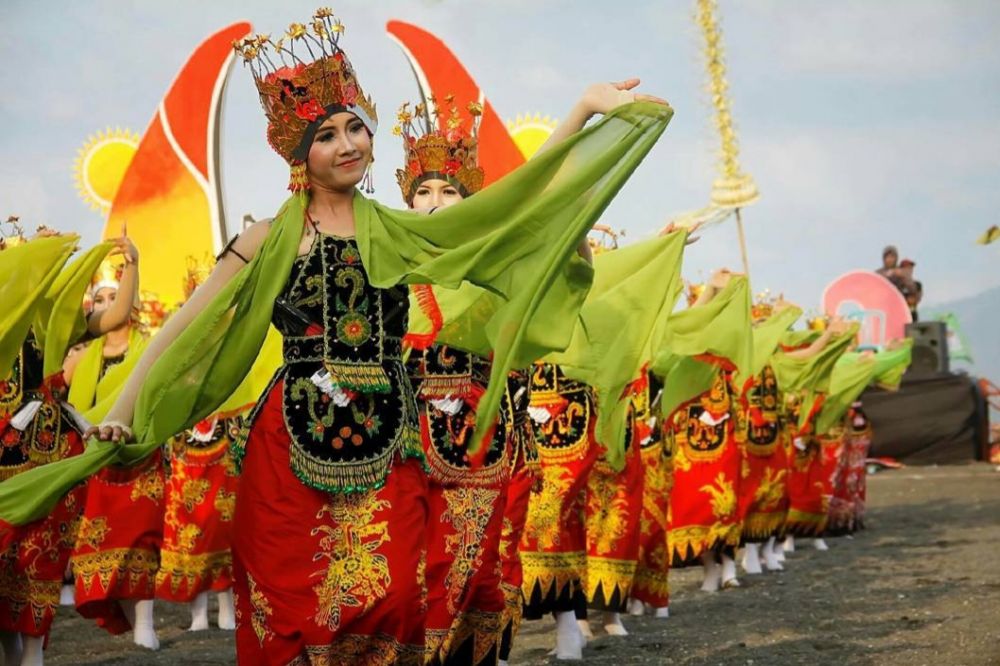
862, 372, 990, 464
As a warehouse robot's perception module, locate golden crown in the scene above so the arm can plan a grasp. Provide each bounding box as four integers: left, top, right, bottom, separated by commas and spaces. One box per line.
394, 96, 484, 204
751, 289, 775, 322
183, 253, 216, 300
0, 215, 27, 250
91, 258, 124, 293
233, 8, 378, 191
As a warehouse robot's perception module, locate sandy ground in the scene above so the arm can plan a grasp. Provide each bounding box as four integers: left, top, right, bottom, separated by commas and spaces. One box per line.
27, 462, 1000, 666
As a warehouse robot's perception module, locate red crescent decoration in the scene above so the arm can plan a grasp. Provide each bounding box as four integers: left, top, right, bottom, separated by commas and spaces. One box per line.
385, 20, 526, 185
822, 270, 913, 346
103, 22, 251, 304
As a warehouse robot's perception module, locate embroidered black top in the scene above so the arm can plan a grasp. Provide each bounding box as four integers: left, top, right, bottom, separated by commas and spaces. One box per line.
244, 232, 422, 493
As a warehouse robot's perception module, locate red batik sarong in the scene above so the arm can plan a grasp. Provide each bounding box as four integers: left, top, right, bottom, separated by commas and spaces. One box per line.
520, 365, 598, 618
584, 400, 645, 612
72, 450, 165, 634
846, 404, 873, 530
232, 382, 427, 666
0, 424, 85, 637
666, 370, 743, 567
155, 415, 239, 602
737, 366, 790, 542
631, 433, 672, 608
497, 400, 538, 662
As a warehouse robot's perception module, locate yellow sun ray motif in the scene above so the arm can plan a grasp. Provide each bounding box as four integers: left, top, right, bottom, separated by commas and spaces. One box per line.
73, 127, 141, 215
505, 113, 559, 160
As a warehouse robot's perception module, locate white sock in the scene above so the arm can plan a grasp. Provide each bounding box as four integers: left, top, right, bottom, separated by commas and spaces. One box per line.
653, 606, 670, 618
59, 583, 75, 607
603, 611, 628, 636
576, 618, 593, 641
741, 543, 763, 575
782, 535, 795, 553
21, 634, 44, 666
774, 535, 786, 562
1, 632, 23, 665
499, 661, 509, 666
721, 553, 741, 588
555, 611, 583, 660
762, 536, 784, 571
188, 591, 210, 631
216, 589, 236, 630
813, 538, 829, 551
700, 553, 721, 592
131, 599, 160, 650
627, 597, 645, 616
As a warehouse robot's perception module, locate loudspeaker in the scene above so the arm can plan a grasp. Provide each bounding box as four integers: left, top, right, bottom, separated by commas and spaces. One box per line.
905, 321, 949, 377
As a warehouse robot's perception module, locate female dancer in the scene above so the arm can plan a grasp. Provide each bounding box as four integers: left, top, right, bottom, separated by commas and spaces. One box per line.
78, 9, 670, 664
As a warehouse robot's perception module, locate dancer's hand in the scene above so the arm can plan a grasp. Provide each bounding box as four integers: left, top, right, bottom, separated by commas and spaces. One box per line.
578, 79, 669, 118
84, 420, 134, 444
107, 236, 139, 264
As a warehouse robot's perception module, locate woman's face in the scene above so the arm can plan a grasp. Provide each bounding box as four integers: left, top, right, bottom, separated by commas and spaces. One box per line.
92, 287, 117, 314
306, 112, 373, 192
409, 178, 464, 210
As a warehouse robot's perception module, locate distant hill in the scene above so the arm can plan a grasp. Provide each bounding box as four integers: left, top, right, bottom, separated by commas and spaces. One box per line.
925, 285, 1000, 384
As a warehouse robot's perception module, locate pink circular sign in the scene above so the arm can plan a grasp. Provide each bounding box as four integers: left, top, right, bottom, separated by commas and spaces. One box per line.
822, 271, 913, 347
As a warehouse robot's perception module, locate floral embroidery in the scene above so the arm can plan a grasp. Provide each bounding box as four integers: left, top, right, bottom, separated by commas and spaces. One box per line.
311, 494, 392, 632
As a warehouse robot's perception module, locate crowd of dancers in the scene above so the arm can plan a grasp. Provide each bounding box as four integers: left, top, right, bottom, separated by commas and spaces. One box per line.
0, 8, 912, 665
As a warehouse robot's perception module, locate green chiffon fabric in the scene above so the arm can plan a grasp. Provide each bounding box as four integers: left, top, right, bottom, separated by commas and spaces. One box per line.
771, 324, 860, 430
651, 276, 752, 420
547, 231, 688, 470
0, 235, 78, 377
68, 328, 149, 413
34, 242, 114, 378
0, 101, 672, 526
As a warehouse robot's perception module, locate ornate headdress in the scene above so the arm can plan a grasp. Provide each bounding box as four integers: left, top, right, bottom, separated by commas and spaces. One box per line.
0, 215, 26, 250
183, 253, 216, 301
686, 281, 706, 307
91, 259, 124, 295
394, 96, 484, 204
751, 289, 775, 322
233, 8, 378, 191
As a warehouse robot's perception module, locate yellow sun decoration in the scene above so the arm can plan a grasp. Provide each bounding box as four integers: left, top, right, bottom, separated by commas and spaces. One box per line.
73, 127, 140, 214
505, 113, 559, 160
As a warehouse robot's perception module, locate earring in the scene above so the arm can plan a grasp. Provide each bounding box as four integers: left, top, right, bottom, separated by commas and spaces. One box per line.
361, 154, 375, 194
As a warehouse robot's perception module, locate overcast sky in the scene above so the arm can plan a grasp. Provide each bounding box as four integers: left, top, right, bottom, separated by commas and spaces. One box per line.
2, 0, 998, 312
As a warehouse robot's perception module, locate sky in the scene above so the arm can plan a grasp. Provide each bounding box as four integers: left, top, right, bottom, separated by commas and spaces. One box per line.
2, 0, 999, 315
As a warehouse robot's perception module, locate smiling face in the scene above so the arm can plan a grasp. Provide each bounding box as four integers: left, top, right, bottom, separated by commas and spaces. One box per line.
306, 112, 373, 192
409, 178, 465, 210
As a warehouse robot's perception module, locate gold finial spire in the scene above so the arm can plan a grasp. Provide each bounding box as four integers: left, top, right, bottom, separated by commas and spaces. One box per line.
697, 0, 759, 209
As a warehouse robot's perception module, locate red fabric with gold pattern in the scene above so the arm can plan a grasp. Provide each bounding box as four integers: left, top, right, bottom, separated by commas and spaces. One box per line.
497, 447, 536, 662
232, 382, 426, 665
784, 429, 842, 538
584, 430, 642, 612
823, 423, 854, 537
665, 369, 743, 567
519, 364, 598, 618
631, 429, 672, 608
72, 450, 165, 634
736, 366, 791, 543
155, 416, 239, 602
424, 480, 505, 665
0, 429, 85, 637
846, 405, 873, 530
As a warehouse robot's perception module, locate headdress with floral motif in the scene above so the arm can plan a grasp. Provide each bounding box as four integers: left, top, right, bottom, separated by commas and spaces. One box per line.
0, 215, 26, 251
90, 258, 124, 296
233, 8, 377, 191
394, 95, 484, 204
751, 289, 775, 322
